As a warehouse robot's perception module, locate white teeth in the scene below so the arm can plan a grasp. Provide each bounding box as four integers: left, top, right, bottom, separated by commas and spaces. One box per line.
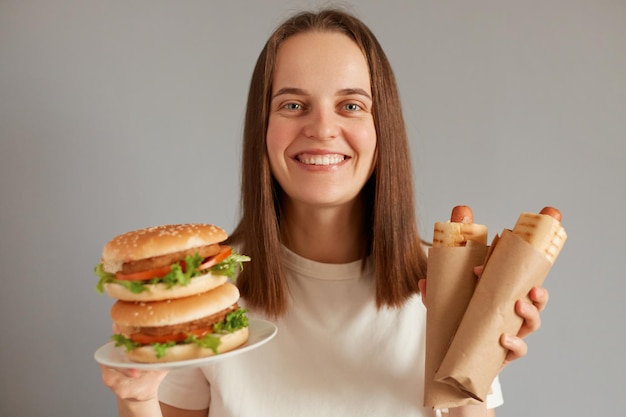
298, 154, 345, 165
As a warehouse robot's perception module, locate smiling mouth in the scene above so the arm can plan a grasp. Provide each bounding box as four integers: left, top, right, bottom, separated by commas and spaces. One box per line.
296, 153, 346, 166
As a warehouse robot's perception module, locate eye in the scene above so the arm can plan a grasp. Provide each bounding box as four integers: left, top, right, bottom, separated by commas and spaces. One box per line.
343, 102, 362, 112
283, 102, 302, 111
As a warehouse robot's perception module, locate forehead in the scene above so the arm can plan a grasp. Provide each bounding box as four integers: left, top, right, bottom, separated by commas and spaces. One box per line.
272, 31, 371, 91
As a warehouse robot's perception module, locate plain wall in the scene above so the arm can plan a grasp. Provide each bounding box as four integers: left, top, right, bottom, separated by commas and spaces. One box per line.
1, 1, 624, 416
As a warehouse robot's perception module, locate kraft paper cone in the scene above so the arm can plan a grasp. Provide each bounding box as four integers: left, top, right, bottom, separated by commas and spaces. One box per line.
423, 242, 487, 409
434, 230, 552, 401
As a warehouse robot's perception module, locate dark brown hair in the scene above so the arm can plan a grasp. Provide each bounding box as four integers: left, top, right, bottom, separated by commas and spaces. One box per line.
228, 8, 427, 318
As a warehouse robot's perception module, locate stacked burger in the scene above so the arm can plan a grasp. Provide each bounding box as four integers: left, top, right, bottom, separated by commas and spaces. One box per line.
95, 224, 250, 363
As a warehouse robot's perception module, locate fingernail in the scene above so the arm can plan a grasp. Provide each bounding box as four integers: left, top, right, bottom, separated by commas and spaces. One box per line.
504, 335, 516, 347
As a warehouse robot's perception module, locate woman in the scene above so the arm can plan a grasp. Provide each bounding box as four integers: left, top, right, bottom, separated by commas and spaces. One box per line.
101, 9, 547, 417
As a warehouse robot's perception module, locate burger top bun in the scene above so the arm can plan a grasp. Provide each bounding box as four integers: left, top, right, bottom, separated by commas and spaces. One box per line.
101, 224, 228, 273
111, 281, 240, 327
125, 327, 249, 363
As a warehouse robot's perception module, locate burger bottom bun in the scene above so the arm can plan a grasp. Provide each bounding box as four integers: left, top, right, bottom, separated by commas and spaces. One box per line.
104, 273, 229, 302
126, 327, 249, 363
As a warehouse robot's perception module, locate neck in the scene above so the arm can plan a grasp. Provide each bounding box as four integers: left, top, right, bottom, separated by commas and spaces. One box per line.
280, 199, 366, 264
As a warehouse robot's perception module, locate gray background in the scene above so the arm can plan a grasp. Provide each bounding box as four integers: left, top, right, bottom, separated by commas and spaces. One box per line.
1, 1, 624, 416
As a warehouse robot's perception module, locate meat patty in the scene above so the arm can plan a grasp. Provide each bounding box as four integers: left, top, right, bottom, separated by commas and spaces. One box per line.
120, 243, 222, 274
122, 304, 238, 338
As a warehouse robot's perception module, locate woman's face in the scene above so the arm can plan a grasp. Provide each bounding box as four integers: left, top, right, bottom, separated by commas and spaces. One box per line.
266, 31, 377, 210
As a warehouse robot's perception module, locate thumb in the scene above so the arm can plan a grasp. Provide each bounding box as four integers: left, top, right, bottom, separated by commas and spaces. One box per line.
418, 279, 427, 305
473, 265, 484, 277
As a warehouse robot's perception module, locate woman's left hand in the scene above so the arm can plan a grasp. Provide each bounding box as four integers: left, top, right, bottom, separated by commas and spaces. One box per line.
473, 265, 550, 367
418, 266, 550, 369
499, 285, 549, 367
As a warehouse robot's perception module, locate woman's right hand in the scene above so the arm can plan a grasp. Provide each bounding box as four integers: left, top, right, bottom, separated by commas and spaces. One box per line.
100, 322, 169, 401
99, 364, 169, 402
99, 323, 170, 416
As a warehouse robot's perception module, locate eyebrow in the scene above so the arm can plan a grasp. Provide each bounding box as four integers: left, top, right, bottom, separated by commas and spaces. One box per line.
338, 88, 372, 101
272, 87, 308, 99
272, 87, 372, 101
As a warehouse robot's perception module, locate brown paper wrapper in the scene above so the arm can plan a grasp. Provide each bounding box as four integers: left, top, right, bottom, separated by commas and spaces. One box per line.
434, 229, 552, 402
423, 241, 487, 409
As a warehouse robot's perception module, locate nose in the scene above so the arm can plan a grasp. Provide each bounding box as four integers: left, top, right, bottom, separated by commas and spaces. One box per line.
303, 106, 340, 140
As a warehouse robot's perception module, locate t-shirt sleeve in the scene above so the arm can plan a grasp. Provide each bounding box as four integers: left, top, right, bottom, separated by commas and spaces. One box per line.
158, 367, 211, 410
486, 375, 504, 409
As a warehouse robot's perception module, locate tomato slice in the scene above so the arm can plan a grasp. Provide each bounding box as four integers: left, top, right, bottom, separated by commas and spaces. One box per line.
199, 246, 232, 270
115, 264, 173, 281
129, 328, 211, 344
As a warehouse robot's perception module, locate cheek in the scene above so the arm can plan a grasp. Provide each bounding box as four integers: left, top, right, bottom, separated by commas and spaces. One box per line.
367, 145, 378, 176
355, 127, 377, 164
355, 128, 377, 178
266, 119, 290, 172
265, 140, 279, 175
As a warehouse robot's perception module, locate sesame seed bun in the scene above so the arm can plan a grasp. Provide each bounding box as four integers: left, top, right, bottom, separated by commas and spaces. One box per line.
110, 282, 248, 363
125, 327, 249, 363
110, 282, 241, 327
101, 224, 228, 274
103, 273, 229, 302
97, 224, 250, 364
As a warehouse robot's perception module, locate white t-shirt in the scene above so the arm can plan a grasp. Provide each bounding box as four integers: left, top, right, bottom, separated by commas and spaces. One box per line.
159, 246, 503, 416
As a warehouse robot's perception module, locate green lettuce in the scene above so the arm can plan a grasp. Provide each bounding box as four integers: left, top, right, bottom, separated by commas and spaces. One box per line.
214, 307, 249, 333
110, 307, 249, 359
95, 252, 251, 294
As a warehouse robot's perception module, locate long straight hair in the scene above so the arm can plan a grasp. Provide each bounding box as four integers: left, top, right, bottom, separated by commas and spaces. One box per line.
228, 9, 427, 318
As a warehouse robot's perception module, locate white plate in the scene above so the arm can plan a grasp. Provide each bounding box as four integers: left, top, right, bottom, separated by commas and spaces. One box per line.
94, 318, 277, 370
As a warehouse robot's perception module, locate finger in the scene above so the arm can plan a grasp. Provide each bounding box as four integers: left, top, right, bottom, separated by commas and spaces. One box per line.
99, 365, 168, 401
473, 265, 484, 278
500, 334, 528, 367
119, 367, 163, 379
529, 286, 549, 312
515, 300, 542, 338
418, 279, 427, 305
99, 364, 140, 380
100, 365, 125, 389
